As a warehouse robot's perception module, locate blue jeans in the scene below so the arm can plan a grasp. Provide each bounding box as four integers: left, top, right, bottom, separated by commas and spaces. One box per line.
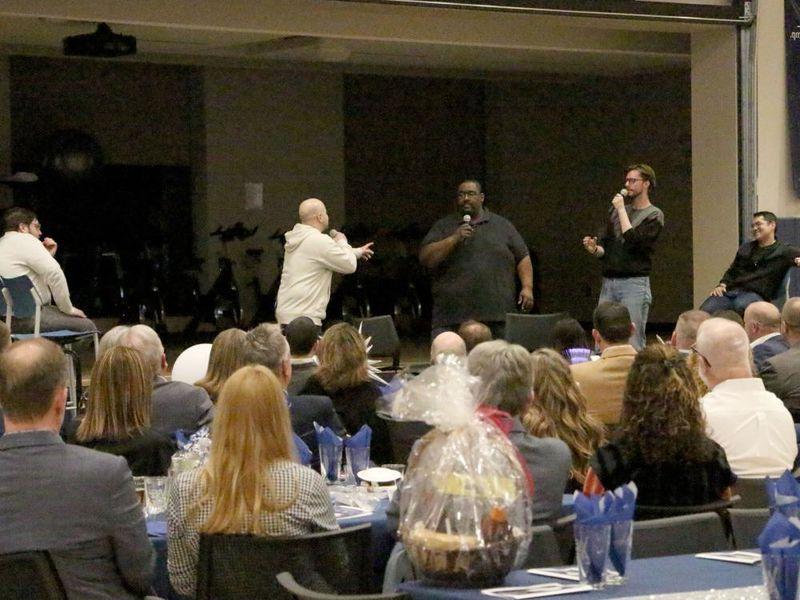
598, 276, 651, 350
699, 289, 764, 316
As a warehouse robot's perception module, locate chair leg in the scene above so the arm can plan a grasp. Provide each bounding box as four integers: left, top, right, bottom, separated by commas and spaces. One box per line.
62, 349, 78, 417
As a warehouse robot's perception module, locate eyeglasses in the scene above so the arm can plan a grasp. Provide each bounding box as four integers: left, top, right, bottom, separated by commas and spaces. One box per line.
457, 190, 480, 198
690, 344, 712, 368
625, 178, 643, 184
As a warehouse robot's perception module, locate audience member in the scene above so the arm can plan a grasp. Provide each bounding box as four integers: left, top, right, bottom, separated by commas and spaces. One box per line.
697, 317, 796, 476
0, 339, 154, 599
242, 323, 345, 462
120, 324, 214, 436
744, 301, 789, 373
300, 322, 392, 464
0, 207, 95, 333
712, 309, 745, 327
584, 344, 736, 507
550, 317, 591, 364
525, 348, 606, 491
98, 324, 131, 357
284, 316, 320, 395
761, 297, 800, 420
430, 331, 467, 363
66, 346, 176, 476
168, 366, 337, 598
0, 320, 10, 352
670, 310, 710, 352
571, 302, 637, 426
468, 340, 571, 524
457, 319, 492, 353
195, 328, 247, 403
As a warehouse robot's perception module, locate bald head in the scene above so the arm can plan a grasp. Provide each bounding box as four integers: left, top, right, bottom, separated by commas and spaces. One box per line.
298, 198, 329, 231
695, 318, 752, 386
430, 332, 467, 363
672, 310, 710, 350
781, 297, 800, 344
743, 301, 782, 342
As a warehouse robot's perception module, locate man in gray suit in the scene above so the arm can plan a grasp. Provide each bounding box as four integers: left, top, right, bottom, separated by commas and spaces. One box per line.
0, 338, 154, 599
761, 297, 800, 421
120, 324, 214, 436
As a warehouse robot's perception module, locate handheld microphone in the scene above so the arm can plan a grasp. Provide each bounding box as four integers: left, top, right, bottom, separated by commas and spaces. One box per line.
462, 214, 472, 226
329, 228, 338, 239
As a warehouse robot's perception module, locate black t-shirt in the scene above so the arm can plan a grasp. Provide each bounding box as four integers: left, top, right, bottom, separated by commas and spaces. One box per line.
421, 209, 529, 328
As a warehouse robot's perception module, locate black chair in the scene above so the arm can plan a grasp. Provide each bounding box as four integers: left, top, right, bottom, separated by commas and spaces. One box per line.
196, 523, 372, 600
0, 550, 67, 600
632, 512, 730, 559
377, 412, 432, 464
635, 497, 735, 520
521, 525, 564, 568
551, 513, 576, 565
732, 478, 769, 508
276, 572, 409, 599
730, 507, 770, 550
504, 312, 569, 351
356, 316, 401, 369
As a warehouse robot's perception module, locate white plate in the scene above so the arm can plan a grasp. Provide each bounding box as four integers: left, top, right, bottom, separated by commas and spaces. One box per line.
357, 467, 402, 484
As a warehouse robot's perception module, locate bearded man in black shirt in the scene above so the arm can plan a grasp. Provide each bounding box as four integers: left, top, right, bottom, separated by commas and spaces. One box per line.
699, 211, 800, 316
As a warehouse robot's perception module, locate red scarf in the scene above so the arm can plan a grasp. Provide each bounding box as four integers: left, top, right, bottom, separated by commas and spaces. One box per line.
477, 405, 536, 498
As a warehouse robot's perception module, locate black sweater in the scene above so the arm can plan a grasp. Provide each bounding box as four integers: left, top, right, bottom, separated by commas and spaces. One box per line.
720, 240, 800, 300
600, 207, 664, 278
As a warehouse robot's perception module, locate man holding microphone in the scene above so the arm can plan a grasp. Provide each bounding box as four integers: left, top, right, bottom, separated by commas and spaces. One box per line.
582, 164, 664, 350
420, 179, 533, 338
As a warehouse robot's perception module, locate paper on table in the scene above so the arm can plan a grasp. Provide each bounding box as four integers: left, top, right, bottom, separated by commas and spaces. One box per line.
525, 567, 580, 581
695, 551, 762, 565
482, 582, 592, 599
334, 505, 373, 519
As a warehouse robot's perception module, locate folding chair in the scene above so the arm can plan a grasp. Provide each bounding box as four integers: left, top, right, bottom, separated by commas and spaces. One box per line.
732, 477, 769, 508
377, 412, 432, 464
730, 507, 770, 550
504, 312, 570, 351
356, 316, 401, 369
277, 572, 408, 599
632, 512, 730, 559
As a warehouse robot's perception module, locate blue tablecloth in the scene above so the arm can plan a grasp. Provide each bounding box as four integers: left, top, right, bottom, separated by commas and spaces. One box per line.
398, 553, 763, 599
149, 497, 392, 600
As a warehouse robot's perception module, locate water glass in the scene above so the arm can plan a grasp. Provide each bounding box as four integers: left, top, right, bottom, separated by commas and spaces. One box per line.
762, 552, 800, 600
319, 443, 343, 484
345, 446, 371, 485
145, 477, 169, 518
575, 522, 611, 589
133, 476, 146, 505
606, 520, 633, 585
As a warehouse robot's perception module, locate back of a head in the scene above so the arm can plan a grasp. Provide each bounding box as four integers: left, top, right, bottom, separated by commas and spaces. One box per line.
550, 318, 588, 353
243, 323, 289, 374
196, 328, 247, 400
317, 323, 368, 390
119, 324, 163, 378
430, 331, 467, 363
457, 320, 493, 352
78, 346, 151, 441
673, 310, 710, 349
0, 338, 66, 424
2, 206, 36, 232
744, 301, 781, 337
98, 325, 131, 357
468, 340, 532, 416
298, 198, 324, 224
695, 317, 751, 374
712, 309, 745, 327
593, 302, 632, 344
782, 297, 800, 338
284, 317, 319, 356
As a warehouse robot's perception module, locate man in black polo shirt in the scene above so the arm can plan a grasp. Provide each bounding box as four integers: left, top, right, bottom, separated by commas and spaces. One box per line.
419, 180, 533, 338
699, 211, 800, 315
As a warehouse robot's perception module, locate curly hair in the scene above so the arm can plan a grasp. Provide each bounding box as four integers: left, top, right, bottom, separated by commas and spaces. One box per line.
617, 344, 710, 464
315, 323, 369, 392
524, 348, 605, 485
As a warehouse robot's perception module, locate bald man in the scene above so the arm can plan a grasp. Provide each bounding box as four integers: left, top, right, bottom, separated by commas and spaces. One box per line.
430, 331, 467, 363
760, 298, 800, 420
276, 198, 374, 326
670, 309, 710, 352
697, 317, 796, 477
744, 301, 789, 373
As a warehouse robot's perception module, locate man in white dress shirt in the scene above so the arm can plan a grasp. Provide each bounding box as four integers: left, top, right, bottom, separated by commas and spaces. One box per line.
0, 207, 94, 333
696, 317, 796, 478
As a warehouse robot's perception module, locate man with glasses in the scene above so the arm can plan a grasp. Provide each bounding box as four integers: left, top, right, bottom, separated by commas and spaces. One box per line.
0, 206, 95, 333
582, 164, 663, 350
696, 317, 796, 477
420, 179, 533, 338
699, 211, 800, 315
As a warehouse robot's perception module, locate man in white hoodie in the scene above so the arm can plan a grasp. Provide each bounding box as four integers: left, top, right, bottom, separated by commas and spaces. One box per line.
276, 198, 374, 327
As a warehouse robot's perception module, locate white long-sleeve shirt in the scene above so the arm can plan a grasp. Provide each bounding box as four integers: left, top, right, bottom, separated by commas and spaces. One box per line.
275, 224, 362, 325
0, 231, 74, 314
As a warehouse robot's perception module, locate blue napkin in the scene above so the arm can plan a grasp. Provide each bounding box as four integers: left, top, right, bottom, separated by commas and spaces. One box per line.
344, 424, 372, 448
574, 491, 614, 525
315, 422, 343, 447
766, 471, 800, 517
315, 422, 343, 481
608, 483, 637, 576
759, 512, 800, 600
293, 434, 312, 466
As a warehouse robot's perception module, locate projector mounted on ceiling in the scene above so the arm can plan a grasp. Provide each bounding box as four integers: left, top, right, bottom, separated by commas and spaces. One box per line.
63, 23, 137, 58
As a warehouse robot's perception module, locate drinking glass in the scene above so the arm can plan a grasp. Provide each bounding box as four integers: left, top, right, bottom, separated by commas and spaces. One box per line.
145, 477, 169, 518
574, 522, 611, 589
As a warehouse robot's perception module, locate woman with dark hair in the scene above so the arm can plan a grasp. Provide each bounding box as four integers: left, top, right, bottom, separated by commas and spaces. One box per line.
584, 344, 735, 506
525, 348, 605, 491
195, 328, 247, 403
67, 346, 175, 476
550, 318, 591, 364
300, 322, 392, 464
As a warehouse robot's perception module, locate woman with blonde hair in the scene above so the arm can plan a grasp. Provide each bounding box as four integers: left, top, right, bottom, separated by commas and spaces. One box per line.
300, 322, 391, 464
195, 328, 247, 402
167, 365, 338, 598
66, 346, 175, 476
524, 348, 605, 491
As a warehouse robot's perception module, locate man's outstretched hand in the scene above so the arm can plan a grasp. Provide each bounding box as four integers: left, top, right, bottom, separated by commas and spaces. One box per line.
359, 242, 375, 261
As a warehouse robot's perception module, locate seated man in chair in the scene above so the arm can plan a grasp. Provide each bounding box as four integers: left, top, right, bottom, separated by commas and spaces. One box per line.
0, 207, 95, 333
